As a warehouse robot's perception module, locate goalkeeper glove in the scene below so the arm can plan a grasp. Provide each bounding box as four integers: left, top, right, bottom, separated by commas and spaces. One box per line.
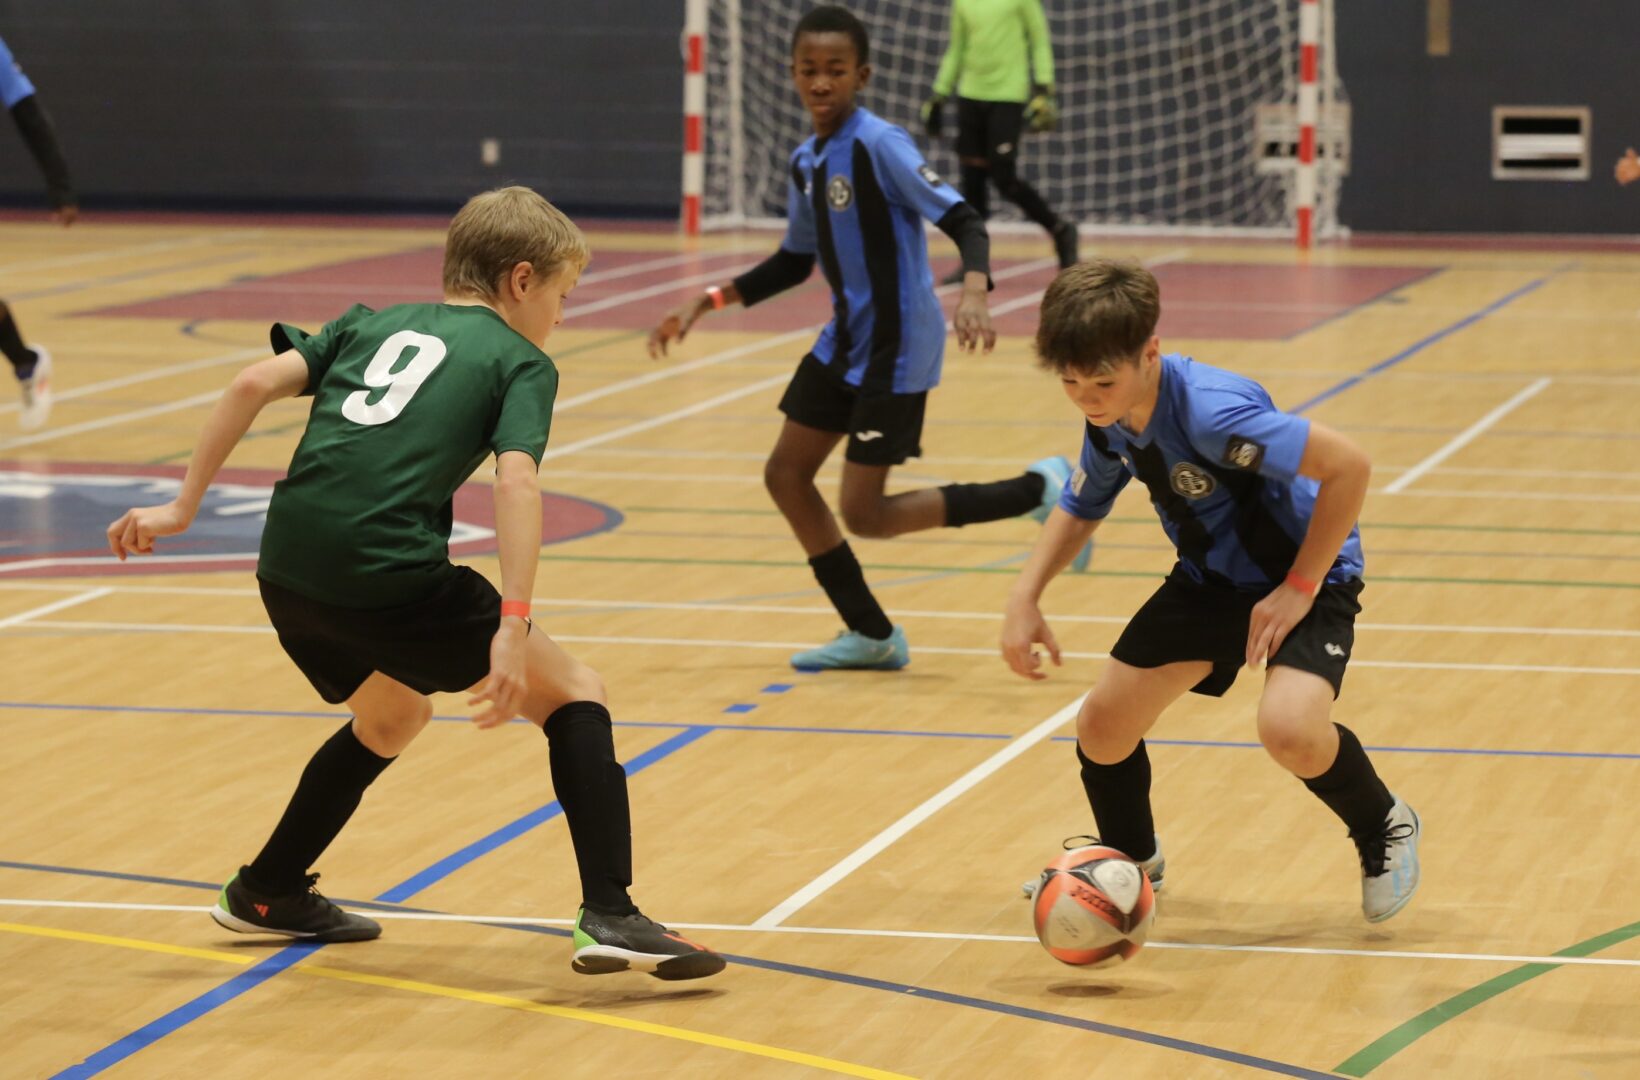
921, 93, 946, 139
1024, 86, 1058, 134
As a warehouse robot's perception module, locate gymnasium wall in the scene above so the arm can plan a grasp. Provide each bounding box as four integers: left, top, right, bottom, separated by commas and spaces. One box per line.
1336, 1, 1639, 233
0, 1, 683, 215
0, 3, 1634, 232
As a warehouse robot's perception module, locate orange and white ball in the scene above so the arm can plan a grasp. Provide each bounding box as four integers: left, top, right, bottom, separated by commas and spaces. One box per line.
1030, 844, 1155, 967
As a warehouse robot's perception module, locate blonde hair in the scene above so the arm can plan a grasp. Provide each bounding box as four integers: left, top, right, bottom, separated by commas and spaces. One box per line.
1034, 258, 1161, 375
442, 186, 591, 300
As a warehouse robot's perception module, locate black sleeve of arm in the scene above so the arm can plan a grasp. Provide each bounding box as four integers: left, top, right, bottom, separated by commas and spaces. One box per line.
732, 247, 816, 308
935, 202, 991, 287
10, 95, 74, 210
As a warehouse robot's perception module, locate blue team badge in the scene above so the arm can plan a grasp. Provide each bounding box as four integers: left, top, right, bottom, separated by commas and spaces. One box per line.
917, 164, 943, 186
1169, 461, 1216, 500
1222, 436, 1265, 470
827, 174, 854, 210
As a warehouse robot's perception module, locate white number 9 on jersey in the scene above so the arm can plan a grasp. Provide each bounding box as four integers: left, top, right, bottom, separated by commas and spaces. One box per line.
341, 330, 448, 426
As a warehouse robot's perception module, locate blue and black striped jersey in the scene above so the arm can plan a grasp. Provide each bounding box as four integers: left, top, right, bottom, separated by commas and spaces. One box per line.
1059, 354, 1365, 591
783, 108, 963, 395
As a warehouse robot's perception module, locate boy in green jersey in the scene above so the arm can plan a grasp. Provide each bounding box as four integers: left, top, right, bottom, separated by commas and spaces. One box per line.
922, 0, 1078, 281
106, 187, 724, 981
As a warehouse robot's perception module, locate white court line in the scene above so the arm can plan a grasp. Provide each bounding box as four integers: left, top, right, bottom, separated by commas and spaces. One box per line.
0, 391, 222, 452
16, 622, 1640, 677
0, 347, 267, 418
752, 695, 1087, 928
0, 587, 112, 629
2, 583, 1636, 642
0, 553, 257, 575
542, 374, 791, 462
1383, 378, 1553, 494
1384, 488, 1640, 505
0, 230, 265, 277
1, 897, 1637, 969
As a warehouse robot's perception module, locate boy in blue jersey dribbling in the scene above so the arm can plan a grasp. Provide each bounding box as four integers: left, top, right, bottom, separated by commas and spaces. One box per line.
1004, 259, 1420, 923
651, 5, 1076, 672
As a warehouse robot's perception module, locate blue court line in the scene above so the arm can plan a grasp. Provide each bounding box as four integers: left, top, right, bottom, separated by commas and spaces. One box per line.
762, 684, 793, 693
375, 725, 711, 903
1280, 265, 1446, 342
722, 703, 757, 714
6, 701, 1637, 760
45, 724, 712, 1078
1291, 273, 1555, 415
10, 860, 1334, 1080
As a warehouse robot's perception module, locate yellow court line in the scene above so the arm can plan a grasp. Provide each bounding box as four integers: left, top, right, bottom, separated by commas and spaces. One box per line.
0, 921, 914, 1080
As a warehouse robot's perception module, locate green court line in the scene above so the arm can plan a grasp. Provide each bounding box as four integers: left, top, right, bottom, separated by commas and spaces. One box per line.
623, 507, 1640, 540
1334, 919, 1640, 1076
538, 552, 1638, 589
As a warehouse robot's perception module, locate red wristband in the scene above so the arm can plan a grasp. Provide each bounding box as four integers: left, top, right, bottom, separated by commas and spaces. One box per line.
1284, 571, 1321, 597
500, 600, 531, 619
705, 285, 726, 310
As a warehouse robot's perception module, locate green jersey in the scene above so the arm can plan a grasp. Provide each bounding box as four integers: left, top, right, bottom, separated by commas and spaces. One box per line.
932, 0, 1055, 105
257, 302, 558, 609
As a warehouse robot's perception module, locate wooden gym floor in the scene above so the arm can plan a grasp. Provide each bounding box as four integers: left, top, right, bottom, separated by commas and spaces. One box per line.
1, 213, 1637, 1078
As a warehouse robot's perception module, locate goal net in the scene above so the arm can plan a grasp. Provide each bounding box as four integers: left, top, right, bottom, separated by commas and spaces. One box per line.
701, 0, 1345, 237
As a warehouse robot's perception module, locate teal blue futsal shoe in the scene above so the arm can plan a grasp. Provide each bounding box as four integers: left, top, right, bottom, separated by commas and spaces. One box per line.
791, 626, 909, 671
1026, 455, 1073, 523
1027, 455, 1094, 572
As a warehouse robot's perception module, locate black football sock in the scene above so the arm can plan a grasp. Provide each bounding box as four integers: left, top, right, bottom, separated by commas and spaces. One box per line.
1077, 742, 1157, 862
545, 701, 638, 915
1302, 723, 1394, 834
807, 541, 893, 640
940, 471, 1045, 527
0, 305, 37, 377
245, 721, 394, 895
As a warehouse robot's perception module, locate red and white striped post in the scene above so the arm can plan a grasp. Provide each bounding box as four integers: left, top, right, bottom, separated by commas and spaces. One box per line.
1295, 0, 1320, 249
681, 0, 707, 236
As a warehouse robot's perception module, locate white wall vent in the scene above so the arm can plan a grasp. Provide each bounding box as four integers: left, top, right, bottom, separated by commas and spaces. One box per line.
1493, 107, 1590, 181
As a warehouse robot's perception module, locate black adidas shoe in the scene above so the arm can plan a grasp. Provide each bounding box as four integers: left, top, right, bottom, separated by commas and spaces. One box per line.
571, 907, 725, 981
210, 870, 381, 943
1052, 220, 1080, 269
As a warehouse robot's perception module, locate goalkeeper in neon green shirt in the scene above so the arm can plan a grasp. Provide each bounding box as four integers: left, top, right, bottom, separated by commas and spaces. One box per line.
924, 0, 1078, 282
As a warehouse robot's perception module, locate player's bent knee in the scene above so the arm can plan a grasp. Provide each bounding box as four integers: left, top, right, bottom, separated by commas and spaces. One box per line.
1076, 702, 1141, 763
839, 500, 891, 538
1256, 711, 1328, 769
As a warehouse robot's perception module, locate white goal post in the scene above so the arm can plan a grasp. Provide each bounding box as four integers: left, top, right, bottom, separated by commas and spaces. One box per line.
681, 0, 1347, 245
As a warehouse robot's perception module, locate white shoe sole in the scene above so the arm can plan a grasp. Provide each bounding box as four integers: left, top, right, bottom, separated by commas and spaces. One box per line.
209, 902, 317, 938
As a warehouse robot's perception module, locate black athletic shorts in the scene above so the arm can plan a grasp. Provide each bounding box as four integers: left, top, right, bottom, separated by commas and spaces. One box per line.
778, 352, 927, 466
955, 97, 1026, 162
259, 566, 502, 704
1110, 563, 1364, 699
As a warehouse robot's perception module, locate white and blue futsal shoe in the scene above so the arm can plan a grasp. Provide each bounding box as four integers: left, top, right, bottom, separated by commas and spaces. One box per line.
790, 625, 909, 671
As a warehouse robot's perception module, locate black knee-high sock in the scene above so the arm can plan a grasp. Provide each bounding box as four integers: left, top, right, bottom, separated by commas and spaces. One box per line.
808, 541, 893, 640
1302, 723, 1394, 834
545, 701, 637, 915
941, 471, 1044, 527
0, 304, 37, 377
1077, 742, 1157, 862
960, 163, 990, 219
245, 721, 394, 894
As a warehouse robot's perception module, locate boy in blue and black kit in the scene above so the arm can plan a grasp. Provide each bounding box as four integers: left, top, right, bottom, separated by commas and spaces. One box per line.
1004, 259, 1421, 923
652, 5, 1076, 671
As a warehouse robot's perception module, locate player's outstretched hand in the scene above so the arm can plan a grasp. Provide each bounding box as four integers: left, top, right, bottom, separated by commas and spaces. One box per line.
469, 622, 529, 729
105, 501, 191, 560
1001, 597, 1061, 680
1245, 580, 1316, 670
1617, 148, 1640, 186
648, 296, 711, 359
952, 284, 996, 353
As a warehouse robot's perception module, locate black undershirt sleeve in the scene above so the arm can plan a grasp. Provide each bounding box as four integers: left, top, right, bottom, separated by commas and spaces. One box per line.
10, 95, 74, 210
732, 247, 817, 308
934, 201, 991, 288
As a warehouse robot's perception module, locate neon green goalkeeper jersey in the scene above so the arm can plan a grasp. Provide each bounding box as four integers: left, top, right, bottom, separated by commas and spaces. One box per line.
932, 0, 1055, 104
258, 302, 558, 609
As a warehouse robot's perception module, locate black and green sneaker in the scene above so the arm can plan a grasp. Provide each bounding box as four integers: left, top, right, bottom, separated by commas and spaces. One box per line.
571, 907, 725, 981
210, 870, 381, 943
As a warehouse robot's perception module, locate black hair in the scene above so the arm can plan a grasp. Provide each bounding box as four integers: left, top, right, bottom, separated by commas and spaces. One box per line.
791, 5, 870, 65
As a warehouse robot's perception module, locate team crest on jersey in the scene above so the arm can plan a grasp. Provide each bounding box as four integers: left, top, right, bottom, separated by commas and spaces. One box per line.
1222, 436, 1265, 470
1169, 461, 1216, 500
827, 174, 854, 210
1069, 466, 1087, 496
917, 163, 943, 186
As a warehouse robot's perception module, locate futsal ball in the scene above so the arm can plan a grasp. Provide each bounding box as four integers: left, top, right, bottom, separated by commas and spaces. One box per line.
1031, 844, 1155, 967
